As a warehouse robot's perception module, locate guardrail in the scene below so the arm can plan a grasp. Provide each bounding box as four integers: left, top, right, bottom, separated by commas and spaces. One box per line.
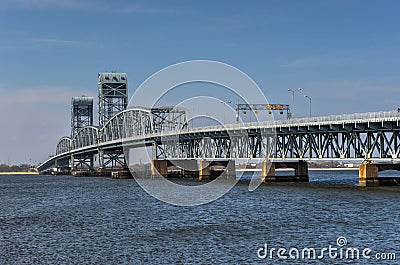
186, 110, 400, 133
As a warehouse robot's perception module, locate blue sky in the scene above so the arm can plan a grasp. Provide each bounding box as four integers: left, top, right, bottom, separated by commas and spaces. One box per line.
1, 0, 400, 164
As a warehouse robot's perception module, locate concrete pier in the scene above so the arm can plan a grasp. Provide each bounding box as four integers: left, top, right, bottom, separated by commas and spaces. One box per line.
359, 161, 400, 186
294, 160, 309, 181
199, 160, 236, 180
359, 161, 379, 186
224, 160, 236, 179
199, 160, 211, 180
151, 160, 199, 178
71, 170, 93, 177
169, 160, 198, 178
51, 167, 71, 175
151, 160, 168, 178
262, 160, 309, 182
111, 169, 133, 179
261, 161, 275, 182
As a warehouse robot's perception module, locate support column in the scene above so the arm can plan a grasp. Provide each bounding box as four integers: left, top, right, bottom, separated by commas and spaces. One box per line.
199, 160, 211, 180
98, 149, 104, 169
263, 161, 308, 182
359, 162, 379, 186
294, 160, 309, 182
225, 160, 236, 179
90, 155, 94, 171
262, 161, 276, 182
71, 154, 74, 170
151, 160, 168, 178
179, 160, 199, 178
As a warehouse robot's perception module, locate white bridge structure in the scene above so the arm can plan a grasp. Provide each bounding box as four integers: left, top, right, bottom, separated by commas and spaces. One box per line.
38, 108, 400, 186
37, 72, 400, 186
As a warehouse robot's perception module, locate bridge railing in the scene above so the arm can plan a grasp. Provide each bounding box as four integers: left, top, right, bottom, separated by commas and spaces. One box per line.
185, 110, 400, 133
267, 110, 400, 127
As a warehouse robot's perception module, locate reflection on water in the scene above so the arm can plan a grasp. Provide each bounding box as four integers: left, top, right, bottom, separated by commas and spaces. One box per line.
0, 172, 398, 264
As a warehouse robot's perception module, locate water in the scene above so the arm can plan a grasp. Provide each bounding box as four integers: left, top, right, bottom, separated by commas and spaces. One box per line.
0, 171, 399, 264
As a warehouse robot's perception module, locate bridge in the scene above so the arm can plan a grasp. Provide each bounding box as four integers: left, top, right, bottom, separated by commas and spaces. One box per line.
38, 72, 400, 186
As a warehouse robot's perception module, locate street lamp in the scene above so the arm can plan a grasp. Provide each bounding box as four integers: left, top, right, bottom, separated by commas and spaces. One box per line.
288, 88, 302, 118
221, 100, 232, 124
304, 95, 312, 117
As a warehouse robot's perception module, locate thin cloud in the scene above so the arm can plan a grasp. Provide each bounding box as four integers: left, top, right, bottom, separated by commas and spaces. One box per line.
308, 77, 400, 93
0, 86, 94, 105
31, 37, 94, 48
2, 0, 179, 14
119, 4, 178, 14
32, 38, 76, 45
280, 55, 359, 68
3, 0, 89, 9
0, 35, 99, 50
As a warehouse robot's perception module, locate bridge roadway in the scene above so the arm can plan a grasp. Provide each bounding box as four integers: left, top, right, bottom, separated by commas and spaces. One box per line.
38, 110, 400, 186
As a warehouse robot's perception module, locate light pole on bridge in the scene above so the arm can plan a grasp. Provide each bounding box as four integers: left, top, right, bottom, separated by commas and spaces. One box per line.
221, 100, 232, 124
288, 88, 302, 118
304, 95, 312, 117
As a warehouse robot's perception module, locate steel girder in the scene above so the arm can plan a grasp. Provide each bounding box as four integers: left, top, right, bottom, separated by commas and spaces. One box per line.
71, 153, 94, 171
100, 149, 126, 168
56, 137, 73, 155
101, 108, 153, 142
151, 107, 187, 133
153, 122, 400, 160
73, 126, 99, 149
153, 130, 275, 160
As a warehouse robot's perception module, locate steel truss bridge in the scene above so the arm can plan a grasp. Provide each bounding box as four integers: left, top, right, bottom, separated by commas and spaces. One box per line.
38, 109, 400, 173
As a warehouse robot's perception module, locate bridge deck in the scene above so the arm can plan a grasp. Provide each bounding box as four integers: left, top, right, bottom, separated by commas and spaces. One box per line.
38, 110, 400, 172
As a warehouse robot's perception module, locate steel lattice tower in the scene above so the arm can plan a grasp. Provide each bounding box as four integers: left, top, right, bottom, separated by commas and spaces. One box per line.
98, 72, 128, 128
71, 96, 93, 137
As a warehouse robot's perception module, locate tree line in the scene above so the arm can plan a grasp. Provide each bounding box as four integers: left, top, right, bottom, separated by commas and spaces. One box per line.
0, 164, 36, 172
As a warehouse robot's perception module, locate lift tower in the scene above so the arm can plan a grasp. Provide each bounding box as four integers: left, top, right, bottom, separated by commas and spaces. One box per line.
97, 72, 128, 170
98, 72, 128, 128
71, 96, 93, 137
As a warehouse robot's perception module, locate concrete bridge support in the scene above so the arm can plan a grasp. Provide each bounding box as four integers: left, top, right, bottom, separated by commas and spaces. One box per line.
111, 169, 133, 179
359, 161, 400, 186
199, 160, 210, 180
168, 160, 198, 178
261, 161, 275, 182
151, 160, 168, 178
294, 161, 309, 181
199, 160, 236, 180
262, 160, 309, 182
151, 159, 199, 178
225, 160, 236, 179
359, 162, 379, 186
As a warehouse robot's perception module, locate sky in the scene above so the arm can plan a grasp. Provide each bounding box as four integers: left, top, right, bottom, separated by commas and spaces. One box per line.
1, 0, 400, 164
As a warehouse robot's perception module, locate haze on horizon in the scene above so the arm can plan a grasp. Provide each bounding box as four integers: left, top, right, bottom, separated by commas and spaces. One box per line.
1, 0, 400, 165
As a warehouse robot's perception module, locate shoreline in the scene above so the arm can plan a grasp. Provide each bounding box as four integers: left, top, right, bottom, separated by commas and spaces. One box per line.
0, 172, 39, 175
